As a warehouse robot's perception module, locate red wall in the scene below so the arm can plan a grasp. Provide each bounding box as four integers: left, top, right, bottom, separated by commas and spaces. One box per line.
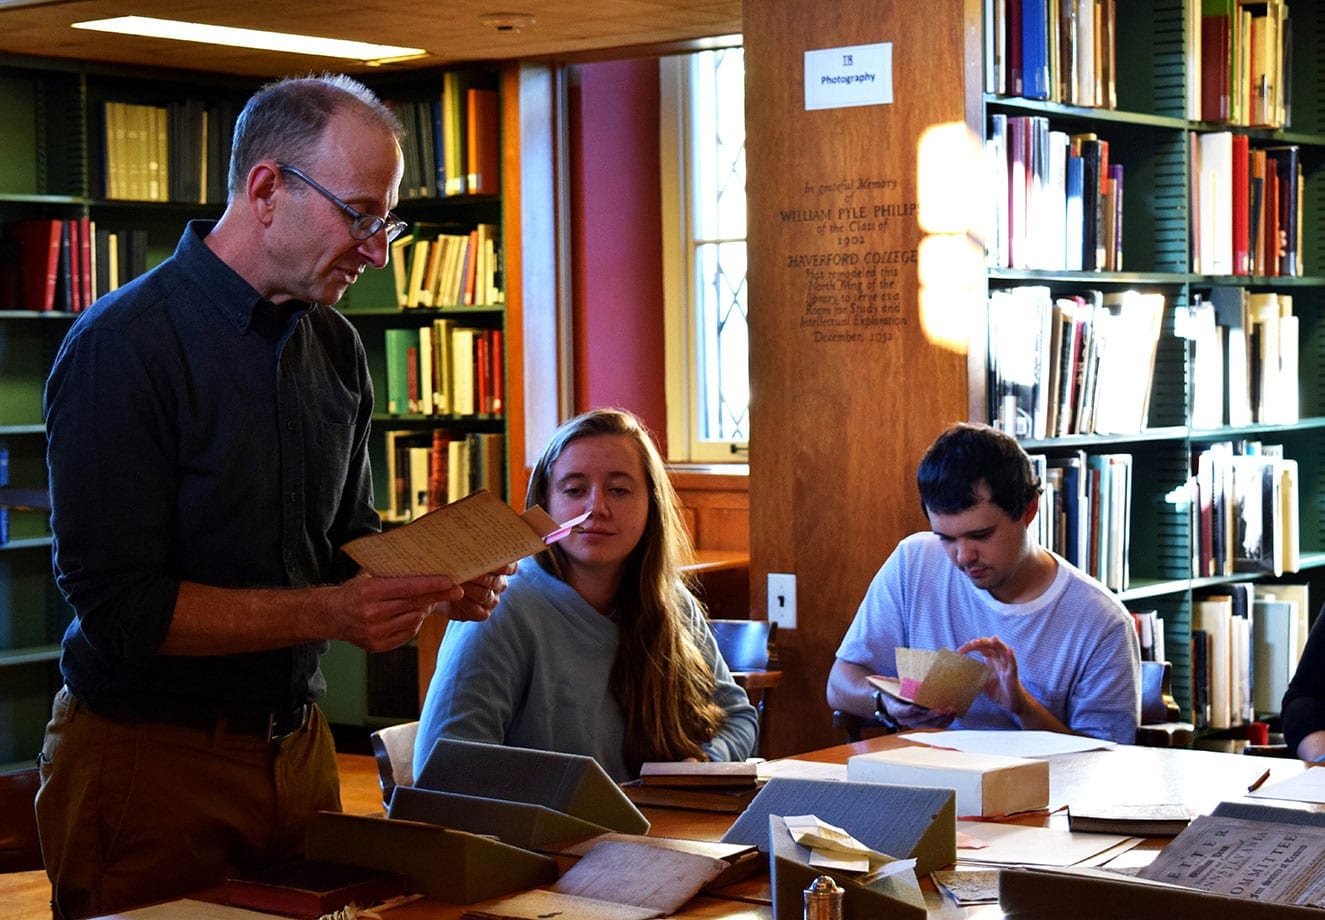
567, 58, 669, 451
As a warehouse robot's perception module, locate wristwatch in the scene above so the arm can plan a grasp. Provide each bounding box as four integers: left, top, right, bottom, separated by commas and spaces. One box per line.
873, 689, 900, 732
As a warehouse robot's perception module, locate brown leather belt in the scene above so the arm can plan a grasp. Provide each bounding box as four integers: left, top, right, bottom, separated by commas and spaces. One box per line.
164, 703, 312, 742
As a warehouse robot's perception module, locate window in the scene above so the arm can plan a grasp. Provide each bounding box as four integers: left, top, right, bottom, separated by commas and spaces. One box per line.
662, 47, 748, 462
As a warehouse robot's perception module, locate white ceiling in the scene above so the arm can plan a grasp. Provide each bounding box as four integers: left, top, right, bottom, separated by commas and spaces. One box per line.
0, 0, 742, 77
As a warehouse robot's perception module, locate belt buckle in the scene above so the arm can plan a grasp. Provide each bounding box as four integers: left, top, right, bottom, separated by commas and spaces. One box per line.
265, 704, 308, 743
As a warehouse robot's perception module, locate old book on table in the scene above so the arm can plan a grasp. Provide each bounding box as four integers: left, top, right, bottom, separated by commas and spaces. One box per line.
462, 888, 658, 920
341, 489, 588, 583
620, 777, 760, 813
638, 760, 758, 787
461, 836, 730, 920
1066, 803, 1192, 836
551, 838, 728, 913
226, 859, 409, 918
89, 901, 279, 919
999, 863, 1324, 919
847, 746, 1048, 818
552, 832, 761, 890
1130, 803, 1325, 911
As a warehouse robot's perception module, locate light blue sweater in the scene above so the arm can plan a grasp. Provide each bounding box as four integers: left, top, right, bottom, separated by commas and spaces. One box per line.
414, 560, 759, 781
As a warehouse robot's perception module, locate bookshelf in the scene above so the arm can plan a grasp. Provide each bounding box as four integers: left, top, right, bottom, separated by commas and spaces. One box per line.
0, 54, 551, 755
0, 58, 262, 770
982, 0, 1325, 731
740, 0, 1325, 756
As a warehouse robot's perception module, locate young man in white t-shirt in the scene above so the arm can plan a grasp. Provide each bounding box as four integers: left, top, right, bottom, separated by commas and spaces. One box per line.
826, 422, 1141, 744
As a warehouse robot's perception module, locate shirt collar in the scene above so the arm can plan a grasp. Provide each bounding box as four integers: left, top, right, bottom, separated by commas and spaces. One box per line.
174, 220, 316, 335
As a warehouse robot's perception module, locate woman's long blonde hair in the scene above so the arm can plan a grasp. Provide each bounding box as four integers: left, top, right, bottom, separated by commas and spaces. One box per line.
526, 408, 725, 774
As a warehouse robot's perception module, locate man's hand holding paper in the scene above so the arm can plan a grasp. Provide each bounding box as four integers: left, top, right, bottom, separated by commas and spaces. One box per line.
335, 490, 589, 646
868, 647, 990, 729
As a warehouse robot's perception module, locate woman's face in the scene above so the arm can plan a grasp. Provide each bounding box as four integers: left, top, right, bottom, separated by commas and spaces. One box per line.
545, 433, 651, 579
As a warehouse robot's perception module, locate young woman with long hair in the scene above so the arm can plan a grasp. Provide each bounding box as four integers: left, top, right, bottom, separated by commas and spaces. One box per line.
414, 408, 757, 780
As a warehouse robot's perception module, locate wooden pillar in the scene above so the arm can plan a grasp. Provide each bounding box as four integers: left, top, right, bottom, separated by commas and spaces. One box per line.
744, 0, 985, 757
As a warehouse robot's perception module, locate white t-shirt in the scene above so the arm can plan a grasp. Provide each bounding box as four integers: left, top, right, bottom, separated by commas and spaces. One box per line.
836, 532, 1141, 744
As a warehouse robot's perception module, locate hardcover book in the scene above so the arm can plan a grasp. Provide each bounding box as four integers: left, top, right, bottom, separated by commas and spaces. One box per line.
226, 859, 409, 918
1066, 803, 1192, 836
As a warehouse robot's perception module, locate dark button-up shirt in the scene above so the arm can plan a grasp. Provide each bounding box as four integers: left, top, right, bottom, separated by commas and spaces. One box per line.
45, 221, 379, 721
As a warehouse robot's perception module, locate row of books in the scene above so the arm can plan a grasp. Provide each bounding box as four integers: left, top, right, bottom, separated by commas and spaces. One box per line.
1030, 450, 1132, 592
382, 428, 505, 523
1191, 441, 1299, 580
986, 115, 1121, 272
390, 224, 502, 309
386, 78, 499, 201
1186, 288, 1298, 429
986, 0, 1117, 108
99, 98, 235, 204
1199, 0, 1292, 128
384, 322, 504, 419
0, 218, 147, 313
1191, 582, 1308, 731
1191, 135, 1301, 277
989, 0, 1295, 128
988, 286, 1163, 439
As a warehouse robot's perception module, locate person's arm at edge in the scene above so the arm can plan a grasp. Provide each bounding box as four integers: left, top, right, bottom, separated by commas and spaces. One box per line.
827, 658, 879, 719
1283, 609, 1325, 762
162, 572, 504, 656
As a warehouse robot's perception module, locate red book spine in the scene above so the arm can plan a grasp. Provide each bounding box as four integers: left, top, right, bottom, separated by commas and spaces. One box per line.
406, 345, 419, 413
489, 328, 504, 417
1231, 134, 1250, 275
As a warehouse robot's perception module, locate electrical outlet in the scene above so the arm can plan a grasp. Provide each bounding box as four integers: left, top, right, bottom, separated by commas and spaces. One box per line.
767, 573, 796, 630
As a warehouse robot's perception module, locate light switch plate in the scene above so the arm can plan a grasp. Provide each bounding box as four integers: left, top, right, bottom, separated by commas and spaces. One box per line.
767, 573, 796, 630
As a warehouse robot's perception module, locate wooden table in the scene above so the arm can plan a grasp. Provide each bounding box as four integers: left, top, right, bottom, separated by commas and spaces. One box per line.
93, 739, 1315, 919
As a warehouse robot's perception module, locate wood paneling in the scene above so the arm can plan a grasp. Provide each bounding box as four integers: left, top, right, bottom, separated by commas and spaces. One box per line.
672, 468, 750, 552
744, 0, 981, 758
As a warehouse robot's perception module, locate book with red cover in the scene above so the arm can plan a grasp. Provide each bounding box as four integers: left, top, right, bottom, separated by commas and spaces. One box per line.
226, 859, 409, 918
4, 219, 62, 312
1231, 134, 1250, 274
1264, 145, 1300, 276
1263, 160, 1280, 276
1201, 3, 1232, 122
465, 87, 500, 196
489, 328, 504, 417
475, 329, 491, 415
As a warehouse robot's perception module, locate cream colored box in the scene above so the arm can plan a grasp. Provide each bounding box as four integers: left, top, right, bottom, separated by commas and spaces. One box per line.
846, 746, 1049, 817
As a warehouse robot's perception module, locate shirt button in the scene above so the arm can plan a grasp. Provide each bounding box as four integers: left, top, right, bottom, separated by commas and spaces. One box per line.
288, 491, 297, 503
286, 421, 296, 431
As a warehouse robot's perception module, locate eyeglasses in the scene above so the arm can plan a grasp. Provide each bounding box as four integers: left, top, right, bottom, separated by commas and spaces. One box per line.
276, 164, 409, 243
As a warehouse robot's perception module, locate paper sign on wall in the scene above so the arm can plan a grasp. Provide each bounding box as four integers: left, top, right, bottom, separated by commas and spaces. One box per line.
804, 42, 893, 111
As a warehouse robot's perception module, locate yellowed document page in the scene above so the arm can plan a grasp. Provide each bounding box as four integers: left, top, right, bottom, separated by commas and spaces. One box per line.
342, 489, 586, 583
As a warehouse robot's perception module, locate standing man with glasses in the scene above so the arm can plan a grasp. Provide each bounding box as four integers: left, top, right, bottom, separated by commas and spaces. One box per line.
38, 74, 508, 919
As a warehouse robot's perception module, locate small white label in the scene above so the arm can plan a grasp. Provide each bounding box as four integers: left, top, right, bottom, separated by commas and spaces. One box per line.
804, 42, 893, 111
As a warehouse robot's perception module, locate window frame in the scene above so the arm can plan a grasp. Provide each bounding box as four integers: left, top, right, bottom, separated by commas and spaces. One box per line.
660, 46, 749, 464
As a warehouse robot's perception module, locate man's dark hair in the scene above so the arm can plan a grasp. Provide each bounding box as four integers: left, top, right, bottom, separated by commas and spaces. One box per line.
916, 422, 1042, 519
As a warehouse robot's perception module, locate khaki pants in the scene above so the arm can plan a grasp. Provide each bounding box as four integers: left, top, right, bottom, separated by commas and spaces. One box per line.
35, 687, 342, 920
